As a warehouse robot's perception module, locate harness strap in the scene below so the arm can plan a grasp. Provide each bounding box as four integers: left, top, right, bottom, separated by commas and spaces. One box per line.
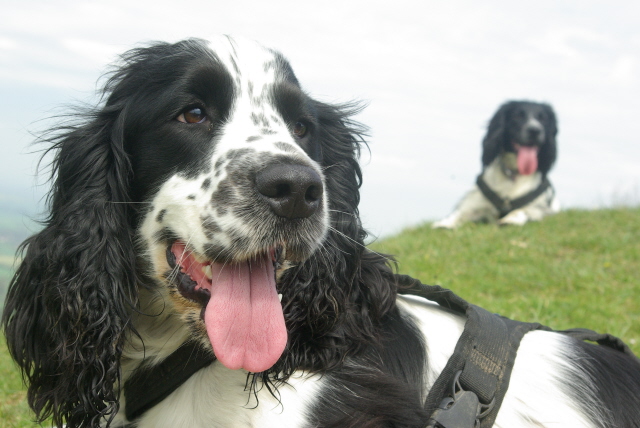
124, 341, 215, 421
393, 273, 638, 428
476, 174, 552, 218
394, 274, 547, 427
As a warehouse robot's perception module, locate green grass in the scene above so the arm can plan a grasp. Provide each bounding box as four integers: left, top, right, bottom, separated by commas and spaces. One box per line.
0, 336, 33, 428
0, 207, 639, 425
370, 207, 640, 354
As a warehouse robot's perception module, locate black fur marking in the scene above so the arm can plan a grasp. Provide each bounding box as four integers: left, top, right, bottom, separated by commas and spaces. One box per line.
229, 55, 240, 76
203, 243, 236, 263
201, 215, 222, 235
308, 310, 428, 428
156, 209, 167, 223
567, 339, 640, 427
113, 40, 236, 200
274, 142, 296, 153
246, 135, 262, 142
210, 177, 237, 217
187, 194, 196, 200
214, 157, 225, 172
270, 115, 282, 125
201, 178, 211, 190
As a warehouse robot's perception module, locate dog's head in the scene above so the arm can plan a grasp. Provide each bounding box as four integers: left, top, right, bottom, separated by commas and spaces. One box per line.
2, 37, 394, 427
481, 100, 558, 175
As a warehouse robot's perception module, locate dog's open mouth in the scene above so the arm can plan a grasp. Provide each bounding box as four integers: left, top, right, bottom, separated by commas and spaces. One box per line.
513, 143, 539, 175
166, 240, 287, 373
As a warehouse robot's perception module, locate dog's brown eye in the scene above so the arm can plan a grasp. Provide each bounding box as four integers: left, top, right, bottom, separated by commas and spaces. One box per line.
293, 121, 307, 138
177, 107, 208, 124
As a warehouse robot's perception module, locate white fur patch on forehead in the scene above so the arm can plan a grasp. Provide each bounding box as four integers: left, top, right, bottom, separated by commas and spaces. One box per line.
204, 36, 287, 95
202, 36, 310, 163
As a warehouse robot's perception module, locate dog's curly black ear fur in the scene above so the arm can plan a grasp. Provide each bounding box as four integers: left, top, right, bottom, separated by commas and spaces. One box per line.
1, 104, 137, 427
481, 101, 511, 167
276, 100, 396, 375
537, 103, 558, 175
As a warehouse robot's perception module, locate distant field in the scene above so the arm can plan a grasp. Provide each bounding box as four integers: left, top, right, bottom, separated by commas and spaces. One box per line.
0, 207, 639, 426
371, 207, 640, 354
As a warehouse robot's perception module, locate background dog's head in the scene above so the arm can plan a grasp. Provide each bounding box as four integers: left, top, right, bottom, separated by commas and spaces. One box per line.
2, 38, 397, 427
481, 100, 558, 175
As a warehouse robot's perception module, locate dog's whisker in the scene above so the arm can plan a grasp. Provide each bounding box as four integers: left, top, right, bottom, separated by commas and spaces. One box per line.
328, 225, 393, 263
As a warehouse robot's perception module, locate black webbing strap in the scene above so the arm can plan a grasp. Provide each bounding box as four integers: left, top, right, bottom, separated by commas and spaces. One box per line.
393, 273, 639, 427
559, 328, 639, 361
124, 341, 215, 421
476, 174, 552, 218
394, 274, 547, 427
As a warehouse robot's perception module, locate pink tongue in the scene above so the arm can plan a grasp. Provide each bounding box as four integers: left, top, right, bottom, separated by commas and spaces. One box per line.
516, 145, 539, 175
204, 255, 287, 373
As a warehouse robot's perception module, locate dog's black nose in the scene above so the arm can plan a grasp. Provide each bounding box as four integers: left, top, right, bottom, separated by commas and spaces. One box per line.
526, 127, 542, 139
255, 163, 323, 219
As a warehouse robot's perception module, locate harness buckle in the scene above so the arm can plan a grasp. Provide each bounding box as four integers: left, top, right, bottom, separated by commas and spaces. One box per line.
426, 371, 495, 428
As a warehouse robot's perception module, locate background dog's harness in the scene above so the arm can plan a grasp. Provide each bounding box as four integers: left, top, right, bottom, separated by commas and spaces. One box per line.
124, 274, 637, 427
476, 173, 552, 219
394, 274, 638, 428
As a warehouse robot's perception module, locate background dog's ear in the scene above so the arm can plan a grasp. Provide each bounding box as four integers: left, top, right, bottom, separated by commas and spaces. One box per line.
537, 103, 558, 174
481, 102, 511, 167
2, 107, 137, 427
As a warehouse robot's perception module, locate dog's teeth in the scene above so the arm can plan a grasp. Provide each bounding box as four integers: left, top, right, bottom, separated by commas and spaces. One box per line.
202, 265, 212, 279
278, 293, 283, 302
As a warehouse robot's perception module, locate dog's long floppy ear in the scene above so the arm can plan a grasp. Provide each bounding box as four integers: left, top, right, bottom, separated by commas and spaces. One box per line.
277, 100, 396, 373
481, 101, 512, 167
537, 103, 558, 175
2, 103, 137, 427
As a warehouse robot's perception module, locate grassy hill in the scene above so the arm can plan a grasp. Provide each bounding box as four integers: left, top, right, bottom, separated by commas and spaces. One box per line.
1, 207, 639, 426
369, 207, 640, 353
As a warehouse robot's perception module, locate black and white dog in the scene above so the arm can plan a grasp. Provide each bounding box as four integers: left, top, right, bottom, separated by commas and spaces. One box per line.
434, 101, 560, 228
3, 38, 640, 428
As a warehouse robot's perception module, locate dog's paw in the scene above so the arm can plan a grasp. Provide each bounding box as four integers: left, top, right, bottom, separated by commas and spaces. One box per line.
498, 210, 528, 226
432, 218, 458, 229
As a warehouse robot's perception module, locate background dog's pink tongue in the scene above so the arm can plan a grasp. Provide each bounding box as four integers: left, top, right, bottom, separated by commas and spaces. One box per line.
205, 256, 287, 373
517, 145, 539, 175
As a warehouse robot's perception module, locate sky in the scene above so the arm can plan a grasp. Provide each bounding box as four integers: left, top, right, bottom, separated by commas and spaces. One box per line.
1, 0, 639, 238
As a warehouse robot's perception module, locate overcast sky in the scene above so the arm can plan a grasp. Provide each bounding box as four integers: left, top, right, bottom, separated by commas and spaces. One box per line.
1, 0, 639, 237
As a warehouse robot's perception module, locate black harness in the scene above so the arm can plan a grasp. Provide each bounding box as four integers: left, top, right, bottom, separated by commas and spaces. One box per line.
124, 274, 636, 427
476, 173, 552, 219
124, 342, 215, 421
394, 275, 637, 428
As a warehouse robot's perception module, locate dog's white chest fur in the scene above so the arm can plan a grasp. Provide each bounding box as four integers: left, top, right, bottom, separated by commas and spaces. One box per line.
114, 366, 323, 428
